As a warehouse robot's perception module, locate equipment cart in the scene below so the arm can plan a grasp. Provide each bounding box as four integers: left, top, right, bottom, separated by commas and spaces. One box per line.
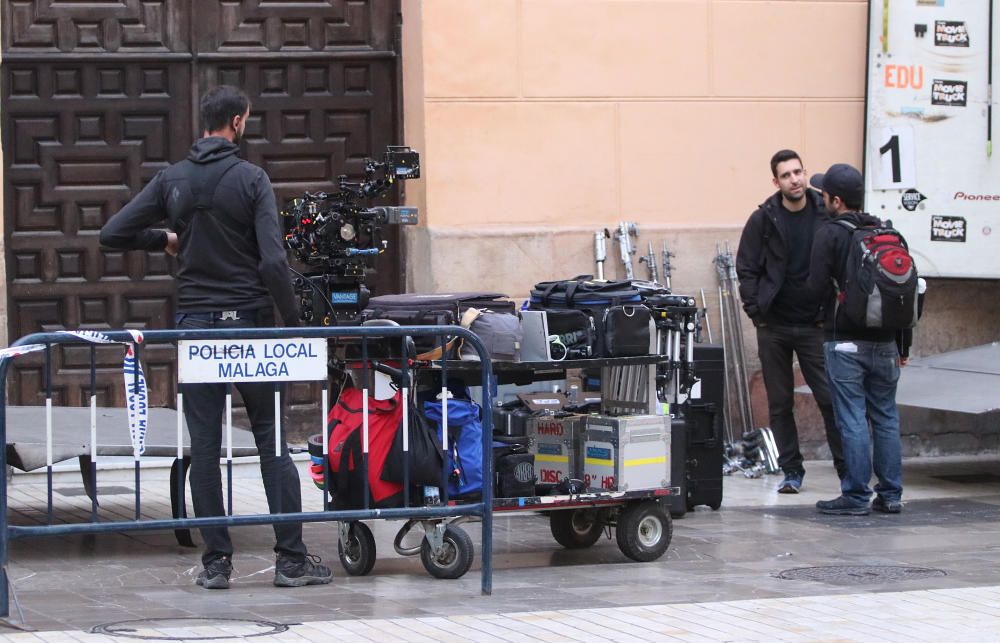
334, 355, 678, 580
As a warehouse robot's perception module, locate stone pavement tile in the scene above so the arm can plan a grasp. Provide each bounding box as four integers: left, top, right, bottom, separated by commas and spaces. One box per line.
287, 620, 366, 640
565, 607, 678, 641
384, 616, 459, 641
337, 617, 399, 641
413, 615, 505, 642
924, 587, 1000, 617
541, 610, 634, 642
754, 596, 923, 640
448, 615, 530, 642
689, 602, 808, 640
798, 595, 932, 637
504, 611, 584, 641
637, 604, 755, 642
572, 606, 679, 640
481, 614, 559, 640
607, 607, 696, 640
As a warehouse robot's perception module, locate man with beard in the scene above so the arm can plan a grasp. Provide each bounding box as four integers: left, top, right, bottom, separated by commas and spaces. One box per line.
100, 85, 332, 590
736, 149, 844, 493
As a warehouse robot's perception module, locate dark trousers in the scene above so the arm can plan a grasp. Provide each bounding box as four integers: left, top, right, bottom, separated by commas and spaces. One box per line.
756, 324, 845, 478
177, 310, 308, 566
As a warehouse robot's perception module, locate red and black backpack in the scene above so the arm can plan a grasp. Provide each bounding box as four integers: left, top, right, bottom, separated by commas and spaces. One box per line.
835, 219, 919, 330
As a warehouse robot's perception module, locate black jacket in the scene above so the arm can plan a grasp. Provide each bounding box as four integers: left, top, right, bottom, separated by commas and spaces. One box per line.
736, 188, 828, 324
807, 211, 912, 354
99, 137, 299, 326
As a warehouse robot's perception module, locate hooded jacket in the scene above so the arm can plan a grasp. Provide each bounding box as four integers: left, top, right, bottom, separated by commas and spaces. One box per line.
807, 211, 903, 347
99, 137, 298, 326
735, 188, 829, 325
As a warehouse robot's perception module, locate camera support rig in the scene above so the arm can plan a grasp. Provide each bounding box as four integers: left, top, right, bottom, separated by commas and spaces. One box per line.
282, 146, 420, 325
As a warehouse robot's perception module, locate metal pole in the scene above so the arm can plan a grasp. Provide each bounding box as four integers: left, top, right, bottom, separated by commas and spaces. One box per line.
700, 288, 713, 343
0, 357, 12, 618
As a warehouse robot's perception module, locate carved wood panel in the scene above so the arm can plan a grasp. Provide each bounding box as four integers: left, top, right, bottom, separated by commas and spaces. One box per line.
194, 0, 395, 53
4, 0, 189, 54
3, 61, 191, 406
3, 1, 404, 429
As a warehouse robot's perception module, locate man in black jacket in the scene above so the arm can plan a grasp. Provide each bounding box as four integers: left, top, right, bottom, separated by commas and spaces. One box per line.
100, 85, 332, 589
736, 150, 844, 493
807, 163, 907, 516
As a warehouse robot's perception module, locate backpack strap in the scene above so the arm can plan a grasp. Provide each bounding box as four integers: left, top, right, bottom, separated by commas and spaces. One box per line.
460, 307, 482, 329
834, 219, 858, 232
172, 155, 242, 234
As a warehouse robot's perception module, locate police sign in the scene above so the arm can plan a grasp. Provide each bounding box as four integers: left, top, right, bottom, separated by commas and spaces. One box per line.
178, 338, 327, 383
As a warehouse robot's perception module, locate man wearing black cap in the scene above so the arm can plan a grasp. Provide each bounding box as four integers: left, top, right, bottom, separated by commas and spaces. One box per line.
736, 150, 845, 494
807, 163, 906, 516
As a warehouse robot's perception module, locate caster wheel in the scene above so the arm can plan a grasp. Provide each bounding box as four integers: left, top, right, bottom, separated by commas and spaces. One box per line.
420, 524, 474, 579
338, 521, 376, 576
550, 509, 604, 549
615, 500, 672, 562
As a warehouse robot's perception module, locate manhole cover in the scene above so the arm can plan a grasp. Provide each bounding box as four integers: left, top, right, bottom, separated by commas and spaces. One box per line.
777, 565, 946, 585
92, 617, 289, 640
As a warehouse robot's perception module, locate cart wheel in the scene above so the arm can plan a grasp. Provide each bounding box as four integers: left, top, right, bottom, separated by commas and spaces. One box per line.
615, 500, 672, 562
338, 521, 377, 576
550, 509, 604, 549
420, 525, 474, 579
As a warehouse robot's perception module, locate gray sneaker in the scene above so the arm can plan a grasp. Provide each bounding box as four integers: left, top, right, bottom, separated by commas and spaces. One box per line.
274, 554, 333, 587
196, 556, 232, 590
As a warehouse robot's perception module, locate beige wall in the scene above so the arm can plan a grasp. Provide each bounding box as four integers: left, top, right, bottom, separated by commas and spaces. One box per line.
404, 0, 866, 231
399, 1, 1000, 456
401, 0, 870, 366
401, 0, 867, 306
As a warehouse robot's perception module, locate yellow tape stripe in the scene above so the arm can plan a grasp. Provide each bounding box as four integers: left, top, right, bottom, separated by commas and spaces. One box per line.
585, 458, 614, 466
535, 454, 568, 463
624, 456, 667, 467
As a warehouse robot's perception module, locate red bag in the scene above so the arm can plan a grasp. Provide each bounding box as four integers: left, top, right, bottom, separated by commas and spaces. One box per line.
327, 387, 403, 508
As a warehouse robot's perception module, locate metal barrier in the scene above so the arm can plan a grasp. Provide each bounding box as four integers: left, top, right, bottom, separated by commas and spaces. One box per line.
0, 325, 495, 617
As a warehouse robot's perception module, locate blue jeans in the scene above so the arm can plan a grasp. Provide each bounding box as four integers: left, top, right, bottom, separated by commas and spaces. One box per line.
824, 340, 902, 505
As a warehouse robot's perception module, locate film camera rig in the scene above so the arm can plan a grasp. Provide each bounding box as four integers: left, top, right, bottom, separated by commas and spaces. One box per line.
282, 146, 420, 325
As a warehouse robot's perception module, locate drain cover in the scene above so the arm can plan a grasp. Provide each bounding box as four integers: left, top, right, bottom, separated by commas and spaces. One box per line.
777, 565, 946, 585
92, 617, 289, 640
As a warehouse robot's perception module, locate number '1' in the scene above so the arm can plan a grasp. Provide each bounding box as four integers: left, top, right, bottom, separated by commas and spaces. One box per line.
880, 135, 901, 183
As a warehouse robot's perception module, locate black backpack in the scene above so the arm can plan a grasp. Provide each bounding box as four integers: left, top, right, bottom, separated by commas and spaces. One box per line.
835, 220, 919, 330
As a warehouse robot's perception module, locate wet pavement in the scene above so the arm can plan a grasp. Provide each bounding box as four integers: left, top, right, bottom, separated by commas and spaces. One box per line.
3, 453, 1000, 639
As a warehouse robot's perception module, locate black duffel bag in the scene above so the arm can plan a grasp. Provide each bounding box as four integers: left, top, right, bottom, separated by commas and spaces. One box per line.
528, 276, 649, 357
529, 275, 640, 308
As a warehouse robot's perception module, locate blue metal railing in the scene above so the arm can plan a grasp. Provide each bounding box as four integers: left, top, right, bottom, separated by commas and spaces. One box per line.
0, 325, 494, 616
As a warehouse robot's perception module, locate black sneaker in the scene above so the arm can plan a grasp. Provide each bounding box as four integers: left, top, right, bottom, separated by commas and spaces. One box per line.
872, 496, 903, 514
196, 556, 232, 590
816, 495, 870, 516
274, 554, 333, 587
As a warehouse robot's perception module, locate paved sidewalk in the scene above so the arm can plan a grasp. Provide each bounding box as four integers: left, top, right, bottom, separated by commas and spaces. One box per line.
3, 454, 1000, 640
5, 585, 1000, 641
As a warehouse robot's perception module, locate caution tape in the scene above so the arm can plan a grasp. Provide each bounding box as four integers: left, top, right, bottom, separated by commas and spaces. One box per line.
58, 330, 148, 455
0, 344, 46, 361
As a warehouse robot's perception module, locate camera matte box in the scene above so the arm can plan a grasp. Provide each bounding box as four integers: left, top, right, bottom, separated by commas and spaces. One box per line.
525, 414, 584, 485
583, 414, 671, 492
